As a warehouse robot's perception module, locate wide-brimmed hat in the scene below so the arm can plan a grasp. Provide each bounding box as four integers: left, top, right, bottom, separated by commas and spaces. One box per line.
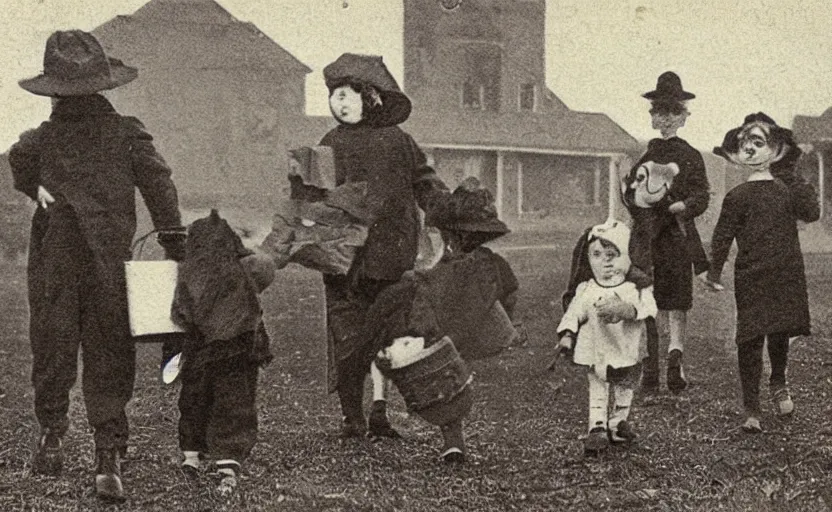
19, 30, 138, 97
429, 177, 510, 239
642, 71, 695, 101
323, 53, 412, 126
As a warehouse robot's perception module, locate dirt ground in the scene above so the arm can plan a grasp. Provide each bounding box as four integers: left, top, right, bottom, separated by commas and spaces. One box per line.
0, 244, 831, 511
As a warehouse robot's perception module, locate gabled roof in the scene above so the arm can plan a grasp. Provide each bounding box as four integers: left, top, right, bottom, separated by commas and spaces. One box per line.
404, 109, 639, 155
793, 107, 832, 143
93, 0, 310, 74
132, 0, 235, 24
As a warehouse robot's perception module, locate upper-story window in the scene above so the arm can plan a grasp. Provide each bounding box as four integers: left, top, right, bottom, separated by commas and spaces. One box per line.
461, 44, 501, 111
462, 81, 484, 110
519, 83, 537, 112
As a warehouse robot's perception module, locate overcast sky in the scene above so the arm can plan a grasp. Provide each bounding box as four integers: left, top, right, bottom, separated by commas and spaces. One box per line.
2, 0, 831, 152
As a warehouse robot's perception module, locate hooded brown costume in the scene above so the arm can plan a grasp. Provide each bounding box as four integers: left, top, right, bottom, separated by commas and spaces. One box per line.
318, 53, 449, 436
171, 210, 273, 464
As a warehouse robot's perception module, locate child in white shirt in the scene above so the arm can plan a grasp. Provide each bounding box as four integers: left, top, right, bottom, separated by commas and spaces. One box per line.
556, 221, 657, 455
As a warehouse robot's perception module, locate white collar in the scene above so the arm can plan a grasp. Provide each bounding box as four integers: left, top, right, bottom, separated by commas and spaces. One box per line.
747, 170, 774, 182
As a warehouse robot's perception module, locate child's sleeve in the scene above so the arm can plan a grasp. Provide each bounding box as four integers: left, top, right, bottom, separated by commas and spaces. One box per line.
679, 151, 710, 219
124, 117, 183, 232
708, 191, 741, 282
403, 133, 450, 217
774, 162, 820, 223
557, 282, 589, 334
631, 285, 658, 321
8, 126, 46, 201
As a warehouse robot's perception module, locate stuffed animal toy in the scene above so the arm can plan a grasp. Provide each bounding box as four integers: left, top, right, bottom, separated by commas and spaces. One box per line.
622, 161, 680, 209
379, 336, 426, 368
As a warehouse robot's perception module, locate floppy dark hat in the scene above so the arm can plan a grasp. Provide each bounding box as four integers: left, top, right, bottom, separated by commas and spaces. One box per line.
19, 30, 137, 97
429, 178, 510, 239
642, 71, 695, 101
323, 53, 412, 126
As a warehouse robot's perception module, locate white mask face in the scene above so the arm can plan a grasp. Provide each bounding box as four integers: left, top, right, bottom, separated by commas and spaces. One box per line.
733, 125, 779, 168
329, 85, 363, 124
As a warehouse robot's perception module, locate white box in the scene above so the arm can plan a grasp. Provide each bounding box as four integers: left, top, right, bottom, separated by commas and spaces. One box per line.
124, 260, 186, 336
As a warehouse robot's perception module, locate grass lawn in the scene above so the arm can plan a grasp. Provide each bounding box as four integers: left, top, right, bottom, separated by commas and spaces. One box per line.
0, 244, 831, 511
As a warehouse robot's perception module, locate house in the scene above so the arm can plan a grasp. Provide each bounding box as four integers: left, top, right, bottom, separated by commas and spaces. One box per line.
793, 107, 832, 222
88, 0, 640, 237
401, 0, 640, 233
92, 0, 326, 221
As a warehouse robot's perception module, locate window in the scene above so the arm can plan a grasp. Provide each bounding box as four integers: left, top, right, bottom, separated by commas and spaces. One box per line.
462, 81, 483, 109
519, 83, 536, 112
461, 44, 501, 111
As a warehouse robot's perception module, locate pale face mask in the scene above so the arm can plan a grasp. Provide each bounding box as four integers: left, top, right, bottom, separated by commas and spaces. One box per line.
329, 85, 363, 124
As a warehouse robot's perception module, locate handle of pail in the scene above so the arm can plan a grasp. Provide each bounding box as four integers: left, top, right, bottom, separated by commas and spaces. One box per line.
131, 227, 187, 261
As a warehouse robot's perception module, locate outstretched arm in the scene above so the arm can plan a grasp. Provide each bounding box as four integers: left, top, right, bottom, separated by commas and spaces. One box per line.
707, 192, 741, 285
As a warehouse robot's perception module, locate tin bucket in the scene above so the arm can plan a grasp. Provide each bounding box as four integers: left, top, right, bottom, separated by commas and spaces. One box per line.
378, 336, 473, 426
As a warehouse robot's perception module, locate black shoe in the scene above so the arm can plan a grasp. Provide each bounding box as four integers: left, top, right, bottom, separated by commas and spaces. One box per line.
32, 430, 63, 476
95, 449, 125, 502
640, 375, 660, 393
368, 401, 401, 439
441, 447, 465, 464
609, 421, 638, 444
583, 427, 609, 456
340, 417, 367, 438
667, 350, 688, 394
215, 461, 240, 496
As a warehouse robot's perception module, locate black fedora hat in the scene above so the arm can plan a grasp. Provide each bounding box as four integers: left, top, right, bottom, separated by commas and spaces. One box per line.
642, 71, 695, 101
19, 30, 137, 97
323, 53, 412, 126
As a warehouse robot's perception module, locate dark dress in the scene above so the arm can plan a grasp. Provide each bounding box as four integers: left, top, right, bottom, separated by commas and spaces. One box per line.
628, 137, 710, 310
709, 171, 819, 345
318, 123, 447, 393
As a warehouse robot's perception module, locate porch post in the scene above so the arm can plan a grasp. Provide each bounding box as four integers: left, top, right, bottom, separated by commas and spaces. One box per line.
819, 150, 825, 219
608, 155, 618, 221
496, 150, 505, 219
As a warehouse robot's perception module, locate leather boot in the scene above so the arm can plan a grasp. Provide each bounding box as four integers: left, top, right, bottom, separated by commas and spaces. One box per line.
95, 448, 125, 502
338, 384, 366, 438
32, 429, 63, 476
439, 420, 466, 464
368, 400, 401, 439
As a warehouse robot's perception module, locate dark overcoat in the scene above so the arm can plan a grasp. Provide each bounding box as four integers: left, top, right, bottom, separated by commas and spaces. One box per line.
628, 137, 710, 309
8, 94, 181, 439
319, 123, 447, 391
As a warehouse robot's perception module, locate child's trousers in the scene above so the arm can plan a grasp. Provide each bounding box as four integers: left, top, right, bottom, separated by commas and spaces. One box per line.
737, 333, 789, 416
178, 352, 259, 462
587, 364, 640, 432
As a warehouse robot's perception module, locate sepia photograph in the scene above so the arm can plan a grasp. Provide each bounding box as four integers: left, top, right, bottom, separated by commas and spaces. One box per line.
0, 0, 831, 510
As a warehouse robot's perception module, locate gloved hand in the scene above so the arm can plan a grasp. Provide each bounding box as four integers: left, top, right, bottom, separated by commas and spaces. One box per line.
699, 270, 725, 292
558, 332, 575, 358
594, 293, 636, 324
157, 230, 186, 261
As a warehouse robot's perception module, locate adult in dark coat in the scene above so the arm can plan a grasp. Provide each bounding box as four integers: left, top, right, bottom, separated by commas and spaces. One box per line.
8, 30, 183, 501
318, 53, 449, 438
624, 72, 710, 394
707, 113, 819, 432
